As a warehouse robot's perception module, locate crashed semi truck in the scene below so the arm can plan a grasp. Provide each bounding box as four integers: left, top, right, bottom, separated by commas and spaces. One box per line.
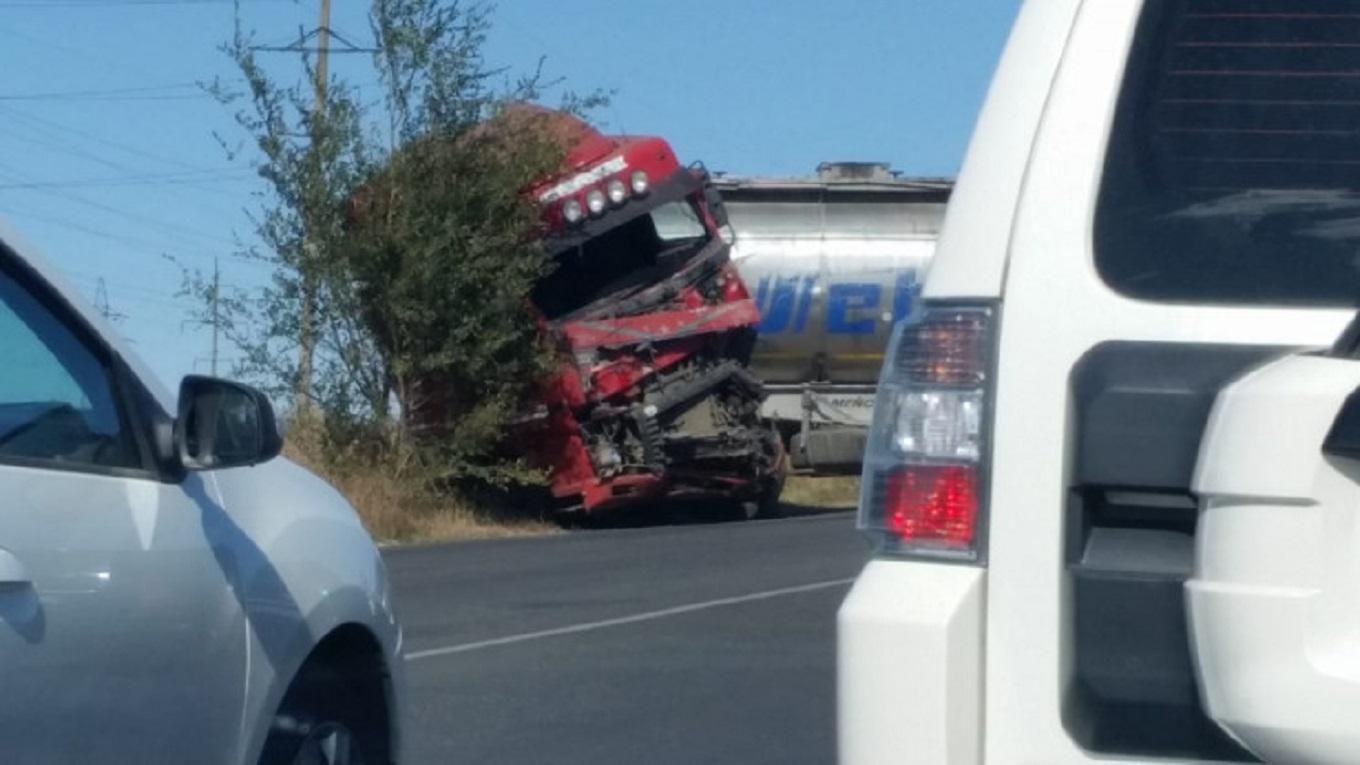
714, 163, 952, 474
476, 109, 786, 515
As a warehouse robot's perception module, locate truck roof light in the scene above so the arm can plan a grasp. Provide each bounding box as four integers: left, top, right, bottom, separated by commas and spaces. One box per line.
562, 198, 585, 225
586, 187, 607, 216
606, 178, 628, 206
859, 304, 995, 562
630, 170, 649, 196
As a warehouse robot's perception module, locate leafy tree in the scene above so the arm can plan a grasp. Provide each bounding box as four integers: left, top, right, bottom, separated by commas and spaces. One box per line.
193, 0, 606, 489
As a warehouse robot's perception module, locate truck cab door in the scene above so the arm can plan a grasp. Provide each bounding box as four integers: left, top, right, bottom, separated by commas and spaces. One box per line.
1189, 345, 1360, 764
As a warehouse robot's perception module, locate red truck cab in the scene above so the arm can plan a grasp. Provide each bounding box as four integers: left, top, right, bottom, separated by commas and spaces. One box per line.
521, 111, 784, 515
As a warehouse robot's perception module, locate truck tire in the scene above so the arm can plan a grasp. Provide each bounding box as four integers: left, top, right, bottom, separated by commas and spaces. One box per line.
756, 468, 786, 519
736, 469, 786, 521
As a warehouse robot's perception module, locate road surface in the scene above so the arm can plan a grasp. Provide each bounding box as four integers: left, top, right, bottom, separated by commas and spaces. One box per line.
385, 509, 867, 764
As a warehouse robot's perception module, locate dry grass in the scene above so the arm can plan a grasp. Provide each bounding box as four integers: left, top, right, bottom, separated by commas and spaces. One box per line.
283, 435, 557, 544
780, 474, 861, 510
328, 468, 558, 544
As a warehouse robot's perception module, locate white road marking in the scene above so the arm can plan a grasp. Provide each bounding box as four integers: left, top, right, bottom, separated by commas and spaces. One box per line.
404, 577, 856, 662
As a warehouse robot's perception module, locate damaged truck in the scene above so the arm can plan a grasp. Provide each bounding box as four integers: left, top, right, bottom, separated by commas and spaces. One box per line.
347, 107, 786, 518
518, 110, 786, 517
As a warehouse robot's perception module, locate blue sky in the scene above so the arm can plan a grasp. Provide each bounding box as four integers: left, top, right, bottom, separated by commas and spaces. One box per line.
0, 0, 1018, 388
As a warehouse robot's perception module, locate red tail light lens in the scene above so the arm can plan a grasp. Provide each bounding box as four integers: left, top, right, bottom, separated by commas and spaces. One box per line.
883, 465, 978, 548
859, 303, 994, 561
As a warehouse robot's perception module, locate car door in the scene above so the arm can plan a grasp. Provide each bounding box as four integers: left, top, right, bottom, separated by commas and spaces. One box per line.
0, 256, 246, 764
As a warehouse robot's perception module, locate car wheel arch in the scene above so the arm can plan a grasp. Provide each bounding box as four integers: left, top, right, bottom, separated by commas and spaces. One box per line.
246, 621, 398, 765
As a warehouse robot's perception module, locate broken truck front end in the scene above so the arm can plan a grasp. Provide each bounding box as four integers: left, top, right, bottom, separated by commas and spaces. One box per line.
524, 122, 784, 514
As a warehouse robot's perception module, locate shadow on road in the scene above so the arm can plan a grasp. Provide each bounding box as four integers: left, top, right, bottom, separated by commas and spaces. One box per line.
559, 498, 852, 530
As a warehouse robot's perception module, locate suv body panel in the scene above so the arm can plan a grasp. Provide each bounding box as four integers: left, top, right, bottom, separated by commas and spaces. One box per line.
840, 0, 1358, 763
989, 0, 1349, 759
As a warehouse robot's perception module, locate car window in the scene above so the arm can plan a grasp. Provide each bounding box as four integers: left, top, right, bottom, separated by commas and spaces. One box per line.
0, 266, 139, 469
1096, 0, 1360, 306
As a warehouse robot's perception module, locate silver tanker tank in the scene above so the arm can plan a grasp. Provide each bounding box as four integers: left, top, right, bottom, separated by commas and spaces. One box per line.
713, 162, 952, 474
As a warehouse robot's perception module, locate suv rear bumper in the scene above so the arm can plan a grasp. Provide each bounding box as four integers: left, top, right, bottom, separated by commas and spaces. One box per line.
837, 559, 985, 765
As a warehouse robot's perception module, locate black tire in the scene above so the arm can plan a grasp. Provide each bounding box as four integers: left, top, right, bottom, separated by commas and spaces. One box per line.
759, 471, 787, 519
259, 663, 387, 765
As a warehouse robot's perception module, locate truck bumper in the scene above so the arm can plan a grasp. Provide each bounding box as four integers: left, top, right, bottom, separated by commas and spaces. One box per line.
837, 559, 985, 765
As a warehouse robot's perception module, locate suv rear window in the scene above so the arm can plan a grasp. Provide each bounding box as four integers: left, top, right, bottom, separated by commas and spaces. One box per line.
1097, 0, 1360, 306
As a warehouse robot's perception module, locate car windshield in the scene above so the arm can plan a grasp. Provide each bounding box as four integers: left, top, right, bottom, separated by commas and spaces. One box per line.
532, 199, 712, 319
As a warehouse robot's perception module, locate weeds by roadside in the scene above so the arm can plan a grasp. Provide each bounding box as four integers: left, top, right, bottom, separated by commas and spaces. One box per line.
282, 420, 556, 544
781, 475, 860, 510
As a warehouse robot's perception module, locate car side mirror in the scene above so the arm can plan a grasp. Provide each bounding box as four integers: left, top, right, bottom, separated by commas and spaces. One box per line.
176, 375, 283, 471
1323, 386, 1360, 461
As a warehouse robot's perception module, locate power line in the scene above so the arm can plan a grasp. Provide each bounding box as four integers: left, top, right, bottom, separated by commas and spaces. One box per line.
0, 202, 270, 271
0, 170, 254, 190
0, 83, 211, 101
3, 94, 210, 103
0, 0, 291, 7
0, 203, 187, 253
2, 176, 243, 250
0, 102, 221, 174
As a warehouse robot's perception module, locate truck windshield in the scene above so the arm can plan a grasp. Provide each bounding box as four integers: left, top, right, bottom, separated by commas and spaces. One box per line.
534, 199, 711, 319
1096, 0, 1360, 307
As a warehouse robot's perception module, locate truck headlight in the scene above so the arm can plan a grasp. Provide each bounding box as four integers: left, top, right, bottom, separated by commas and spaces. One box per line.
630, 170, 649, 196
586, 188, 607, 216
562, 198, 585, 224
606, 178, 628, 206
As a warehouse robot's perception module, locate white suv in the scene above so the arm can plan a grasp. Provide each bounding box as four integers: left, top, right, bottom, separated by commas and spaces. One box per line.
838, 1, 1360, 763
0, 227, 403, 764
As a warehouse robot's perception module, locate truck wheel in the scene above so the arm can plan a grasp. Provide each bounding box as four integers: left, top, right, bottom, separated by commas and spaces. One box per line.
259, 663, 386, 765
736, 471, 786, 521
756, 468, 786, 519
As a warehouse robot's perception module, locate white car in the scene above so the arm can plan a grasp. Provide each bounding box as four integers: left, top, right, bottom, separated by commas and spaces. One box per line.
838, 1, 1360, 763
0, 225, 403, 763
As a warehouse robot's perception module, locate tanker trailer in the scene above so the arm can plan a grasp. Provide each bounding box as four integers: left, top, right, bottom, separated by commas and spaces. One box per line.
713, 163, 952, 474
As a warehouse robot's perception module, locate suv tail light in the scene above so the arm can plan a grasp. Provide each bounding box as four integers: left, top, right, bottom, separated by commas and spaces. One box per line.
859, 304, 995, 562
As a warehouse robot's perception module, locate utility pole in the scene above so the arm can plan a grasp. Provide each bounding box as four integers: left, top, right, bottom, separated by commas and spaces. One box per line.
314, 0, 331, 112
295, 0, 330, 411
210, 256, 220, 377
93, 278, 126, 324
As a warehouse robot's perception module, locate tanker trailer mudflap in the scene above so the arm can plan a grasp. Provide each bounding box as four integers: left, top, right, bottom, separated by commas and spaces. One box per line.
776, 383, 876, 474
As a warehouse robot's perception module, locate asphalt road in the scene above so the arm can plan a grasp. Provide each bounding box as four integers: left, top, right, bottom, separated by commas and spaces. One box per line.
384, 508, 868, 764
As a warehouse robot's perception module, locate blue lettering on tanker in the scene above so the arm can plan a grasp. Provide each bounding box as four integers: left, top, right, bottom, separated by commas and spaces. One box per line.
826, 283, 880, 335
755, 271, 919, 335
754, 277, 796, 334
792, 275, 815, 333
